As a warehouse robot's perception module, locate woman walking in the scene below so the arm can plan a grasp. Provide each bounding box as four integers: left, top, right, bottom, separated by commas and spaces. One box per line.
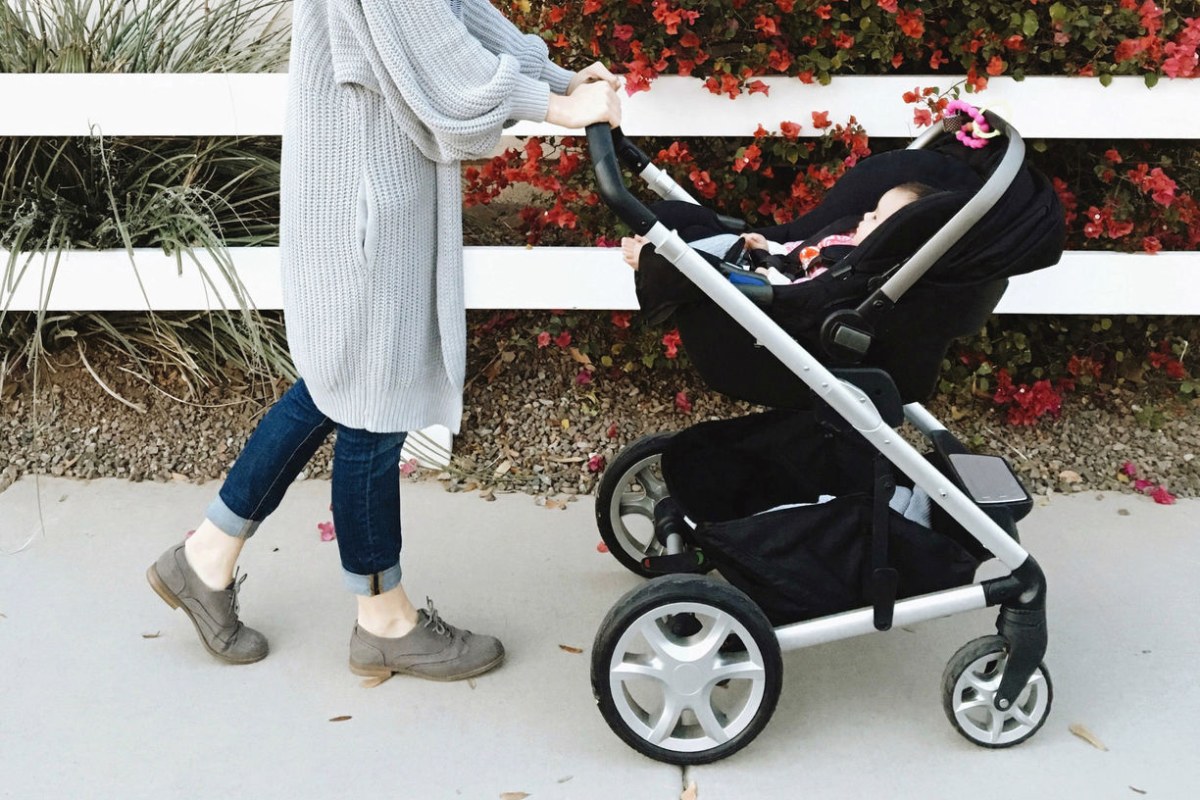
147, 0, 621, 680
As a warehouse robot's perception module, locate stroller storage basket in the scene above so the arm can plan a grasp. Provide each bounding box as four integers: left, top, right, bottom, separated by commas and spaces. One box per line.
662, 410, 980, 626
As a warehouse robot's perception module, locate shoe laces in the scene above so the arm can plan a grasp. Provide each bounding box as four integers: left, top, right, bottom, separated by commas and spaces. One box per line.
422, 597, 451, 636
227, 568, 248, 618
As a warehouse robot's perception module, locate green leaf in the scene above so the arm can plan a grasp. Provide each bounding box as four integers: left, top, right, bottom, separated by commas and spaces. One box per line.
1144, 72, 1160, 89
1049, 2, 1069, 22
1099, 73, 1113, 87
1023, 10, 1040, 37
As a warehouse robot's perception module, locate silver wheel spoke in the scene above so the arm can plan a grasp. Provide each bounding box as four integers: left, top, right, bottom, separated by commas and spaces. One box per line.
1010, 707, 1036, 727
709, 657, 765, 685
618, 490, 656, 519
635, 466, 668, 502
648, 694, 683, 744
693, 614, 733, 661
954, 696, 991, 715
612, 658, 667, 683
987, 709, 1005, 743
965, 671, 999, 695
691, 693, 731, 744
639, 619, 676, 663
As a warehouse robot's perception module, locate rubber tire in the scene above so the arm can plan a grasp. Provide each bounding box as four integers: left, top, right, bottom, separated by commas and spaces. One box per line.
594, 432, 677, 576
941, 634, 1053, 749
591, 574, 783, 765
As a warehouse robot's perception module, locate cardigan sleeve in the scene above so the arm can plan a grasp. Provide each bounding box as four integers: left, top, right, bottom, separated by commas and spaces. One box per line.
459, 0, 575, 95
330, 0, 554, 162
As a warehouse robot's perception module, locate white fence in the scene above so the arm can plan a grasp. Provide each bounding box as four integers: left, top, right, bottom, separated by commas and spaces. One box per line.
1, 73, 1198, 315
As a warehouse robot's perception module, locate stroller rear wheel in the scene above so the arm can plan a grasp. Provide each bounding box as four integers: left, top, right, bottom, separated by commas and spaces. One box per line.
591, 574, 783, 765
595, 433, 680, 576
942, 635, 1053, 748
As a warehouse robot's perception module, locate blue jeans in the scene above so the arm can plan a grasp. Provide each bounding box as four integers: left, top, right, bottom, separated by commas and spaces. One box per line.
205, 379, 406, 596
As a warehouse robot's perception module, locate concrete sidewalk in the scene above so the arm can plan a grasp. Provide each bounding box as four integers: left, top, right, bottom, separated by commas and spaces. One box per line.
1, 476, 1197, 799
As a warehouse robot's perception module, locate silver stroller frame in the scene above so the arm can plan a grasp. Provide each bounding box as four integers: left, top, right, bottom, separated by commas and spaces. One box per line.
586, 119, 1051, 764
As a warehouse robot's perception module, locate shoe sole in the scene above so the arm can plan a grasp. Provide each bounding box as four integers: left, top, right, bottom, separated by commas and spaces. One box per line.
348, 652, 506, 683
146, 564, 268, 666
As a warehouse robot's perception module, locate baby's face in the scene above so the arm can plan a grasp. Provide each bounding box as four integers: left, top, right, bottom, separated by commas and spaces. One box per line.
851, 186, 918, 245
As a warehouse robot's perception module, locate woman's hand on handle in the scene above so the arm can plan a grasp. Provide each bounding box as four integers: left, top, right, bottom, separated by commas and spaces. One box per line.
567, 62, 621, 95
546, 80, 622, 129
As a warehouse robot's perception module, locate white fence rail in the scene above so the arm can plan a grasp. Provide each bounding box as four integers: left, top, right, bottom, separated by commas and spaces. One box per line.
1, 73, 1197, 315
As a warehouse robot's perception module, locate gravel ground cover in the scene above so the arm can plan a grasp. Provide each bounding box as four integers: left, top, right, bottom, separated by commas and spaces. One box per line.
2, 340, 1197, 504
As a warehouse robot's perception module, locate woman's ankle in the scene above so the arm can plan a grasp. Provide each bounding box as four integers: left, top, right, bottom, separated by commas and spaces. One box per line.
183, 520, 244, 591
357, 584, 419, 638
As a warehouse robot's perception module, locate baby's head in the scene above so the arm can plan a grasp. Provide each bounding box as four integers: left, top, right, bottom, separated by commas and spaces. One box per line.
851, 182, 937, 245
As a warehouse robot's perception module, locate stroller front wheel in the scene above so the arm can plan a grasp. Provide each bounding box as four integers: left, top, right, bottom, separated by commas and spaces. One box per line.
595, 433, 680, 576
591, 574, 783, 765
942, 635, 1053, 748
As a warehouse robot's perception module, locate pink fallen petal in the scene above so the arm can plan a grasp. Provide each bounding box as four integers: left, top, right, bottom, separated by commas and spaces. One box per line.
318, 521, 336, 542
1150, 485, 1177, 505
596, 541, 609, 553
1120, 461, 1138, 477
185, 529, 195, 539
1133, 479, 1154, 493
400, 458, 419, 476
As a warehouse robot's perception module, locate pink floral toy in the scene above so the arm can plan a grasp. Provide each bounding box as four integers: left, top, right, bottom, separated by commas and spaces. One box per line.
943, 99, 1000, 148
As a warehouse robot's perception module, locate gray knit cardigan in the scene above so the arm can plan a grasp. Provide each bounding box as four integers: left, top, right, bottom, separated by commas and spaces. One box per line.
281, 0, 573, 433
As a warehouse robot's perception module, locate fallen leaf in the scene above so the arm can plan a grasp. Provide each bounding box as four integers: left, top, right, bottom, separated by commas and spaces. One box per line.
468, 678, 477, 690
681, 781, 698, 800
1117, 508, 1131, 516
361, 675, 392, 688
559, 644, 584, 654
0, 612, 7, 619
142, 632, 162, 639
171, 472, 188, 482
557, 776, 574, 784
568, 347, 593, 367
494, 460, 512, 476
328, 715, 352, 722
1069, 723, 1108, 751
1130, 788, 1147, 795
480, 488, 496, 502
1058, 470, 1082, 484
500, 793, 530, 800
545, 498, 564, 510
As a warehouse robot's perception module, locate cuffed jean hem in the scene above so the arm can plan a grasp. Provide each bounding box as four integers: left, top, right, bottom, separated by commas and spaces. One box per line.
205, 494, 262, 539
343, 563, 403, 597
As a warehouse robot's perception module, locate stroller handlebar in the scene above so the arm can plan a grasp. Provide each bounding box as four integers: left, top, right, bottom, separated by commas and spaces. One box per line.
586, 124, 659, 236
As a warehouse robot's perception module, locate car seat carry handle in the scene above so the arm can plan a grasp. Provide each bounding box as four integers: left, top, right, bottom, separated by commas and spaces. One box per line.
868, 111, 1026, 308
587, 124, 658, 236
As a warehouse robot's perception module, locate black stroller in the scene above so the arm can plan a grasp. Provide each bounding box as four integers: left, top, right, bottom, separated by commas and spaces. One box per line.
583, 111, 1065, 764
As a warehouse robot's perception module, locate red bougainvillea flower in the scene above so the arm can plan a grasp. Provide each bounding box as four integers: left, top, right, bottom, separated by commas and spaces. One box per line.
606, 422, 619, 439
611, 311, 632, 329
674, 391, 693, 414
1143, 235, 1163, 253
555, 330, 572, 348
779, 120, 802, 139
929, 49, 949, 69
896, 8, 925, 37
587, 454, 606, 473
877, 0, 899, 12
537, 331, 551, 348
688, 168, 718, 199
662, 329, 682, 359
576, 369, 593, 386
1121, 461, 1138, 477
318, 521, 336, 542
986, 55, 1006, 75
811, 110, 832, 129
1166, 359, 1187, 380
